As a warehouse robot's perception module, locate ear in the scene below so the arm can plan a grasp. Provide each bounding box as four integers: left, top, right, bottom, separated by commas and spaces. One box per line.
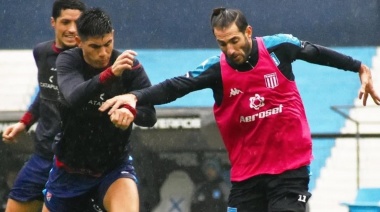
75, 36, 82, 47
245, 25, 253, 39
50, 17, 55, 28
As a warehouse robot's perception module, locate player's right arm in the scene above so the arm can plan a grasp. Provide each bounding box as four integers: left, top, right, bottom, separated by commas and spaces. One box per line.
2, 122, 26, 143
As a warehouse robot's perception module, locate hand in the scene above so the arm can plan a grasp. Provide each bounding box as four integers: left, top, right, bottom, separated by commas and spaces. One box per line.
358, 64, 380, 106
2, 122, 26, 143
110, 107, 135, 130
111, 50, 137, 76
99, 94, 137, 115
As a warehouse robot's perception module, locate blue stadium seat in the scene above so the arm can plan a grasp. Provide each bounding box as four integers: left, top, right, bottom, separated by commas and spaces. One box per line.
341, 188, 380, 212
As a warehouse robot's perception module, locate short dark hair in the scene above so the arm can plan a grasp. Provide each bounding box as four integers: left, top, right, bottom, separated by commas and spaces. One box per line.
52, 0, 86, 20
210, 7, 248, 34
76, 8, 113, 41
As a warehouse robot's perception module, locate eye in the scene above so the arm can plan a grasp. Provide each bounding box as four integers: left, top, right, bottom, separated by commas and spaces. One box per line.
61, 20, 70, 25
231, 38, 239, 44
218, 41, 227, 47
90, 45, 101, 49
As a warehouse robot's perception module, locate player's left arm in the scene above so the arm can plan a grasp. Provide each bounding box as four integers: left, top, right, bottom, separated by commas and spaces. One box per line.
57, 51, 104, 107
358, 64, 380, 106
296, 40, 380, 106
296, 41, 361, 72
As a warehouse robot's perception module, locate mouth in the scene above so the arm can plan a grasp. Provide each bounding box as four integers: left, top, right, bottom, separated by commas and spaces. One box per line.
231, 54, 241, 62
64, 34, 76, 41
99, 59, 109, 66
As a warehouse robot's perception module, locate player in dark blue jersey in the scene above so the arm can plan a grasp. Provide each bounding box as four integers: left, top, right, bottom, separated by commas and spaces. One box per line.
1, 1, 85, 211
42, 8, 156, 212
100, 8, 380, 212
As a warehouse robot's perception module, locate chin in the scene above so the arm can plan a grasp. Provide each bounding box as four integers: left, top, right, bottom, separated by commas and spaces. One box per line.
94, 63, 107, 69
62, 43, 77, 49
234, 60, 245, 65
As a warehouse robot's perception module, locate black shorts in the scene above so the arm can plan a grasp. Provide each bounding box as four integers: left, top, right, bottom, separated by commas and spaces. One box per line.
228, 166, 311, 212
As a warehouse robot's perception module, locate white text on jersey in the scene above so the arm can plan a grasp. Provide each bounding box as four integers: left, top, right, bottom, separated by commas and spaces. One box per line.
240, 104, 283, 123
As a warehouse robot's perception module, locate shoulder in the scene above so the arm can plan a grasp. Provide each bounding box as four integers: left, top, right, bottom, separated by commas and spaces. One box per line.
59, 47, 81, 58
189, 55, 220, 77
33, 40, 54, 51
56, 48, 82, 65
33, 40, 54, 56
261, 34, 301, 49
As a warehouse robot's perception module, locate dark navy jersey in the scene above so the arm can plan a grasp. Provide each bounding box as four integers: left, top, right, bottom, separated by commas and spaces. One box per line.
27, 40, 64, 159
35, 40, 61, 101
131, 34, 362, 106
55, 48, 156, 173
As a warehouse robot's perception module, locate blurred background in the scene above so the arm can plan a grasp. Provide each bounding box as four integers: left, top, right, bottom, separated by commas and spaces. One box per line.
1, 0, 380, 49
1, 0, 380, 211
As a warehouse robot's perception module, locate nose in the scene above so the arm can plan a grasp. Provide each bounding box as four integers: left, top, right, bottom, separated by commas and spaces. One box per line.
99, 46, 107, 57
68, 22, 77, 33
226, 43, 235, 56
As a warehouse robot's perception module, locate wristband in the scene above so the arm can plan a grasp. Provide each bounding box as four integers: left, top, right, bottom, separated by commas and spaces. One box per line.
122, 104, 137, 118
99, 67, 116, 84
20, 112, 33, 127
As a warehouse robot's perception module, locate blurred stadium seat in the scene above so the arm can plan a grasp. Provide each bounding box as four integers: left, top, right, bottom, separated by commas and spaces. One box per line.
341, 188, 380, 212
0, 50, 37, 111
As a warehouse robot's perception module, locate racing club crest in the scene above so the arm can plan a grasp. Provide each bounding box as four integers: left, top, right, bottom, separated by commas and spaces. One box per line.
264, 73, 278, 89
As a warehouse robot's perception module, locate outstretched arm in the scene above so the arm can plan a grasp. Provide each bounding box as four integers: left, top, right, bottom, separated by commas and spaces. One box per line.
99, 94, 138, 115
358, 64, 380, 106
99, 94, 143, 130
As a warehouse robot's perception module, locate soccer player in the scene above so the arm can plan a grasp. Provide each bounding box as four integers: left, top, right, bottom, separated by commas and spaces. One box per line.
99, 7, 380, 212
42, 8, 156, 212
1, 1, 85, 211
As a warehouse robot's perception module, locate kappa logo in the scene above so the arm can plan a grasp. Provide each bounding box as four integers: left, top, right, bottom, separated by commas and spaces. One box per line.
249, 94, 265, 110
230, 88, 243, 97
49, 75, 54, 83
93, 204, 103, 212
90, 198, 104, 212
100, 93, 104, 101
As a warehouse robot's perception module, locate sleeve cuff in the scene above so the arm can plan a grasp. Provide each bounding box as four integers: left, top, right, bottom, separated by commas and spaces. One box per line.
19, 112, 34, 128
99, 67, 116, 84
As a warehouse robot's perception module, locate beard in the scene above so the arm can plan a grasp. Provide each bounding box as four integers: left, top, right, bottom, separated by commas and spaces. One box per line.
240, 36, 252, 62
229, 37, 252, 65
